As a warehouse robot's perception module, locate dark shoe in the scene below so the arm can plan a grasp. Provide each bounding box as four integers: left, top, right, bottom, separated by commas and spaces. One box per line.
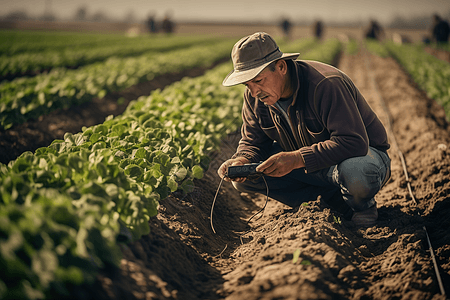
351, 206, 378, 227
324, 190, 354, 220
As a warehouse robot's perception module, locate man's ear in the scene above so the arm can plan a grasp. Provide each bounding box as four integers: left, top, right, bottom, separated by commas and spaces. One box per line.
277, 59, 287, 75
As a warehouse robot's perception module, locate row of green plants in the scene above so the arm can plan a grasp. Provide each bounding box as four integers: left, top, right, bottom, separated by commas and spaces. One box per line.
0, 39, 235, 130
0, 61, 245, 299
343, 39, 359, 55
364, 39, 390, 57
278, 36, 318, 53
0, 30, 148, 55
387, 42, 450, 119
366, 40, 450, 120
268, 37, 341, 64
1, 35, 221, 80
430, 42, 450, 52
0, 37, 341, 299
297, 38, 342, 64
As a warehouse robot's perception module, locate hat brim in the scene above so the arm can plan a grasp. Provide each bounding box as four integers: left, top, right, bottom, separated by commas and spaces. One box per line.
222, 53, 299, 87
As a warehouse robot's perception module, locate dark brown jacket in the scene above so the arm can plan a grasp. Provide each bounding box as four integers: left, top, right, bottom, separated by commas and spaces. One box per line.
232, 60, 390, 173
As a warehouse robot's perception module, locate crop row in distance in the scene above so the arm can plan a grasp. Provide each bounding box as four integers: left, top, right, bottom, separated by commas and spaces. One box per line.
0, 34, 223, 80
365, 39, 450, 121
0, 39, 235, 130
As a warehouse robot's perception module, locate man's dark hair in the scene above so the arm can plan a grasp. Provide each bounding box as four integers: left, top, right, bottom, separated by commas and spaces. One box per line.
267, 60, 279, 72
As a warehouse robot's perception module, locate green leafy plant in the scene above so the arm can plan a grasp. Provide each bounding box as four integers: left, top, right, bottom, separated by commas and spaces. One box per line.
333, 216, 342, 225
292, 249, 312, 265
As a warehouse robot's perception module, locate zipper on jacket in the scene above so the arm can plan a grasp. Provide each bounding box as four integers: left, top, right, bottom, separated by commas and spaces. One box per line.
272, 104, 298, 150
296, 110, 308, 147
274, 102, 305, 149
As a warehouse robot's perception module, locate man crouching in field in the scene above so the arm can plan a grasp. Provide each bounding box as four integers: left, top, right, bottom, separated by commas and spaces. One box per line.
218, 32, 391, 227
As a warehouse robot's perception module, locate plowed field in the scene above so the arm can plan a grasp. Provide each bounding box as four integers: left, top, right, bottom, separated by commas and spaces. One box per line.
2, 45, 449, 299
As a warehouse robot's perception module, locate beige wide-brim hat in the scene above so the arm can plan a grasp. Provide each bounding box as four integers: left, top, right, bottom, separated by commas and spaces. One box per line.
223, 32, 300, 87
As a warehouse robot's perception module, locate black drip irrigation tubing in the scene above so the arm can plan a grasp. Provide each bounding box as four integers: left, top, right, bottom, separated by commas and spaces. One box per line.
363, 47, 446, 297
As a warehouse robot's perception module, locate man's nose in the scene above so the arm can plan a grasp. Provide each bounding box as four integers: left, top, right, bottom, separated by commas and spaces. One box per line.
247, 84, 259, 98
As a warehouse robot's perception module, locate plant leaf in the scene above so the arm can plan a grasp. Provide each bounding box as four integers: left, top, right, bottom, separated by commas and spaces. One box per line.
191, 165, 203, 179
293, 249, 301, 264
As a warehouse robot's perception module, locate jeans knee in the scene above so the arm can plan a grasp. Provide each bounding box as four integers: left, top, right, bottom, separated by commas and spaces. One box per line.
336, 161, 381, 200
347, 178, 379, 201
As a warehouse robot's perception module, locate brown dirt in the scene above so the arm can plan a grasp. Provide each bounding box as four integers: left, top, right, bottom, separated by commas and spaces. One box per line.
425, 47, 450, 64
2, 47, 449, 299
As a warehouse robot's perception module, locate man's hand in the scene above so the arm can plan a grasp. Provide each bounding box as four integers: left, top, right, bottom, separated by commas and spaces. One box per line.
217, 157, 250, 182
256, 150, 304, 177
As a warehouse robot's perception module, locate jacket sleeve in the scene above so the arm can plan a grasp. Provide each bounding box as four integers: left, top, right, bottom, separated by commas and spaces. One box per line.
232, 91, 274, 162
299, 76, 369, 173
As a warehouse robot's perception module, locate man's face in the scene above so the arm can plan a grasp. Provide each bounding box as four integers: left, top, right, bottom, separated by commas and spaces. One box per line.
244, 61, 287, 106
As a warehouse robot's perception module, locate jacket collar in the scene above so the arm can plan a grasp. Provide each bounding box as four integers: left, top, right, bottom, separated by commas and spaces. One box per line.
286, 60, 301, 107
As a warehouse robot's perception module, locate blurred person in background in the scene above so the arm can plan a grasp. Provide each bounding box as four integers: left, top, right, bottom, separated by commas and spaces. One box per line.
431, 14, 450, 43
312, 20, 324, 40
161, 13, 175, 34
218, 32, 391, 227
279, 17, 293, 40
146, 13, 158, 34
364, 20, 384, 41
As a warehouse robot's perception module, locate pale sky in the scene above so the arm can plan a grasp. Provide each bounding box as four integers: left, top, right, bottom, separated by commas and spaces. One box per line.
1, 0, 450, 24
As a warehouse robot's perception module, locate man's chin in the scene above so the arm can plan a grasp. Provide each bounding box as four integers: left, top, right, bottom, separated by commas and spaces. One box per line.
258, 97, 274, 105
264, 99, 277, 106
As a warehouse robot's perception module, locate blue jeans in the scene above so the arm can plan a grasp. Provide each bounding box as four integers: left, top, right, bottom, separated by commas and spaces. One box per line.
232, 143, 391, 212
